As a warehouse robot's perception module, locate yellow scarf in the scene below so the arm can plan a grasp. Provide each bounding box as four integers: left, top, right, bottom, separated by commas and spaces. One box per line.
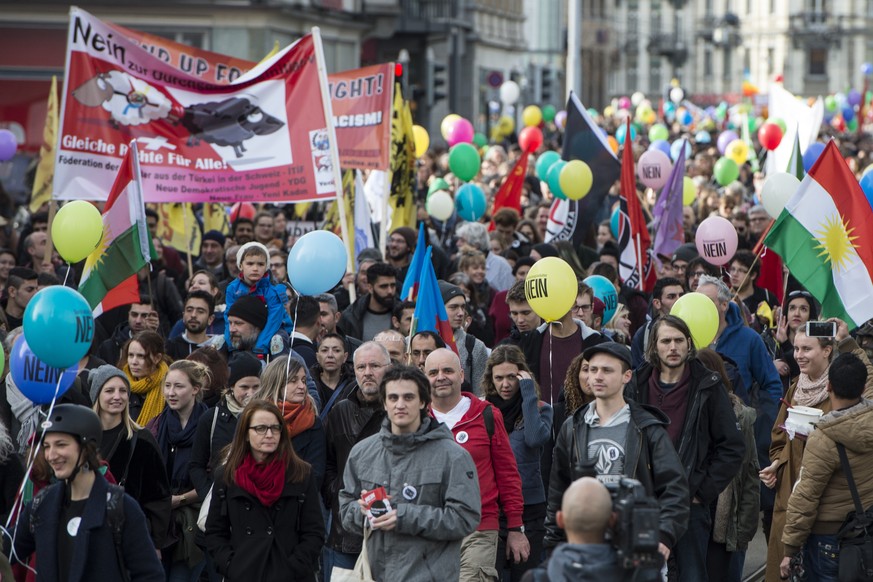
126, 361, 169, 426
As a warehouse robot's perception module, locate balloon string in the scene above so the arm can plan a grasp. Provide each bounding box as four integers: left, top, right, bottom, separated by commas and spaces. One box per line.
3, 374, 65, 564
62, 263, 71, 287
548, 327, 554, 407
282, 285, 300, 402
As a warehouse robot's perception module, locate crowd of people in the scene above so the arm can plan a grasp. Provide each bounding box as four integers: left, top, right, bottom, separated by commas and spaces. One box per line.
0, 121, 872, 582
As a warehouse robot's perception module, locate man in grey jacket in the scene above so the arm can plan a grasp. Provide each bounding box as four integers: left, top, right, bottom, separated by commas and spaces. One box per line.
340, 365, 482, 581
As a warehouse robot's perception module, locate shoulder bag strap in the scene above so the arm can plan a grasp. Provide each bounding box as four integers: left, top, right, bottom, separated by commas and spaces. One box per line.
118, 431, 139, 487
837, 442, 866, 516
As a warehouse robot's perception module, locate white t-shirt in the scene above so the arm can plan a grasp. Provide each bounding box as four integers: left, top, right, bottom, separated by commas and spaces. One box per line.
432, 396, 471, 430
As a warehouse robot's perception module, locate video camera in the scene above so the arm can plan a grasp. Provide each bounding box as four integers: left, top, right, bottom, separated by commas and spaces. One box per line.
578, 461, 662, 570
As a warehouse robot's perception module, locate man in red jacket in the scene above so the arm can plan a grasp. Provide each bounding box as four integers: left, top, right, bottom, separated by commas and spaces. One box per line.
426, 348, 528, 581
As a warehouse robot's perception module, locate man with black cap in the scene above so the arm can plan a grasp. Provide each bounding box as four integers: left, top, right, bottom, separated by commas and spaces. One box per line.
194, 230, 228, 281
386, 227, 417, 287
670, 243, 698, 284
439, 280, 488, 396
545, 342, 689, 572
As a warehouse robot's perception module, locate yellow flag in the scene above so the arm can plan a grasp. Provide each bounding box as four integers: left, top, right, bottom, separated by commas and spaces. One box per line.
30, 76, 58, 213
203, 203, 230, 235
324, 169, 356, 258
157, 203, 202, 257
389, 85, 417, 229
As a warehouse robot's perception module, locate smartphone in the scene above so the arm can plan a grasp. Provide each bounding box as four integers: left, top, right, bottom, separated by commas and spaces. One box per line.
806, 321, 836, 337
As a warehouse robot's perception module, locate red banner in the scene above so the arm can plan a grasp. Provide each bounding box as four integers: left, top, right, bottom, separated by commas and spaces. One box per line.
55, 8, 337, 203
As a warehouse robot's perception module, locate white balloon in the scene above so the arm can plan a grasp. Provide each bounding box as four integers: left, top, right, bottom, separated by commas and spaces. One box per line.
499, 81, 520, 105
670, 87, 685, 104
426, 190, 454, 221
631, 91, 646, 107
761, 172, 801, 219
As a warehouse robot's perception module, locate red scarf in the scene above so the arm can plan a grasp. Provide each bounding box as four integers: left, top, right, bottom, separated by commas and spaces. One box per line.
278, 398, 316, 439
234, 452, 286, 507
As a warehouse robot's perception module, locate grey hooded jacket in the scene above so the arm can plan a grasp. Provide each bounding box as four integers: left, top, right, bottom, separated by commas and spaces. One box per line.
340, 416, 481, 582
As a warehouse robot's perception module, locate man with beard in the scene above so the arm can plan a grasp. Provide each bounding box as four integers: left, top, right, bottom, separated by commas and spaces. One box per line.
339, 262, 397, 342
322, 342, 392, 577
193, 230, 227, 281
315, 293, 362, 354
166, 291, 216, 360
625, 316, 744, 581
385, 227, 416, 286
230, 218, 254, 246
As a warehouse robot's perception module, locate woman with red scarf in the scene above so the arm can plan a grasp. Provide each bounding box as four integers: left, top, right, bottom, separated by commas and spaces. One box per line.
256, 355, 326, 488
204, 400, 324, 581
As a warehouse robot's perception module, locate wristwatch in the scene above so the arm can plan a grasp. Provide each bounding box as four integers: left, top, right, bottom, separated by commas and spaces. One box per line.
508, 526, 525, 533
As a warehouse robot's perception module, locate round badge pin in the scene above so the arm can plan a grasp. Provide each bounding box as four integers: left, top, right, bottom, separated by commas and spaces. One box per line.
456, 431, 469, 444
402, 483, 417, 500
67, 517, 82, 536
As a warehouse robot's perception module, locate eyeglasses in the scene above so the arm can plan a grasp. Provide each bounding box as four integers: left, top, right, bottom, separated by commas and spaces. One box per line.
689, 271, 708, 277
249, 424, 282, 435
573, 303, 593, 312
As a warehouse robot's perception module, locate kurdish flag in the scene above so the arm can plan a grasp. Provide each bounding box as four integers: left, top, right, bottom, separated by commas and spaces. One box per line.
411, 246, 458, 354
765, 140, 873, 329
79, 142, 152, 316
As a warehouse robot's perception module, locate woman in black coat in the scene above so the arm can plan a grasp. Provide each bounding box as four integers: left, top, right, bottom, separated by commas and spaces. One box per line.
205, 400, 324, 581
90, 364, 172, 550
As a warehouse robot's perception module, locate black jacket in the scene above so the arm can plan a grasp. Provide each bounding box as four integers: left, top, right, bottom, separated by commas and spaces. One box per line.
545, 401, 689, 550
292, 418, 326, 490
189, 400, 240, 500
338, 294, 370, 341
626, 358, 745, 505
517, 320, 605, 382
322, 387, 385, 552
97, 322, 132, 368
205, 467, 324, 582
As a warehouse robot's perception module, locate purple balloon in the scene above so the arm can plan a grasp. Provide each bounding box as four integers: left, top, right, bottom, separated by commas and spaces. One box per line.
648, 139, 672, 157
863, 63, 873, 76
716, 131, 739, 155
446, 118, 474, 147
555, 110, 567, 130
848, 90, 863, 107
0, 130, 16, 162
637, 149, 673, 190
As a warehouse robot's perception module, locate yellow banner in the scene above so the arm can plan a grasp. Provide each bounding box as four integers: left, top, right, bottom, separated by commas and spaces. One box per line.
30, 76, 58, 213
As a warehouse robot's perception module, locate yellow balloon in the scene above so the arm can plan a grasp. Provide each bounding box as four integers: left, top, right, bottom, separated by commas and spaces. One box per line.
725, 139, 749, 166
558, 160, 593, 201
682, 176, 696, 206
497, 115, 515, 135
52, 200, 104, 263
603, 105, 615, 118
441, 114, 461, 140
670, 292, 719, 349
524, 257, 577, 322
412, 125, 430, 158
644, 110, 657, 125
522, 105, 543, 127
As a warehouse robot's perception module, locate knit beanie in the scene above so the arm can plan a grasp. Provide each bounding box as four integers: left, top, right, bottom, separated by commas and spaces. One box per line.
391, 227, 417, 251
532, 243, 559, 259
88, 365, 131, 405
228, 351, 263, 388
227, 295, 268, 330
202, 230, 227, 247
236, 241, 270, 268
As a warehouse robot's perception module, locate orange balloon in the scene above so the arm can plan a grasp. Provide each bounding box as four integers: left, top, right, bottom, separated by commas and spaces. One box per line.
607, 136, 619, 154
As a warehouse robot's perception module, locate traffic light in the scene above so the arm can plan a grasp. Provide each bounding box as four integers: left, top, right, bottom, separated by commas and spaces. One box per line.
426, 48, 447, 107
541, 67, 554, 105
395, 62, 408, 96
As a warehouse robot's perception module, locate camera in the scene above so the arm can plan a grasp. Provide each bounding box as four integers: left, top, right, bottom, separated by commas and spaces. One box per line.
576, 460, 662, 570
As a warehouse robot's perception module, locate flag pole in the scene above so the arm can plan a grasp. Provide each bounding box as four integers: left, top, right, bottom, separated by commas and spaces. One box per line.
380, 169, 391, 259
43, 201, 57, 270
312, 27, 355, 302
182, 202, 194, 283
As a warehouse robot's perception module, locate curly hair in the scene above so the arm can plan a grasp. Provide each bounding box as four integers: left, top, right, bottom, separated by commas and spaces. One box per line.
563, 354, 594, 415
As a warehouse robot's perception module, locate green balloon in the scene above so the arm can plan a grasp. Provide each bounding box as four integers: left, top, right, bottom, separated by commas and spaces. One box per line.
648, 124, 669, 142
771, 117, 787, 134
535, 151, 561, 181
848, 118, 859, 132
543, 105, 557, 122
713, 157, 739, 186
824, 96, 837, 112
546, 160, 567, 200
472, 132, 488, 148
448, 143, 481, 182
428, 178, 450, 196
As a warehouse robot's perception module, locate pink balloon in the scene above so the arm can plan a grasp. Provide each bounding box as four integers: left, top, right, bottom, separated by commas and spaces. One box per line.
555, 110, 567, 130
447, 118, 474, 146
695, 216, 738, 267
637, 150, 673, 190
618, 96, 632, 110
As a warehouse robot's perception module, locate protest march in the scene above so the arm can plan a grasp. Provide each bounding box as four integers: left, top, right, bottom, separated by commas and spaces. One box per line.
3, 6, 873, 582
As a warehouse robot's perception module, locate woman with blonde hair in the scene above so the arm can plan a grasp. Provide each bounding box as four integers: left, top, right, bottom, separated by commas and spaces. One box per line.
119, 330, 171, 425
148, 360, 210, 581
257, 356, 326, 486
204, 400, 323, 581
482, 344, 552, 581
90, 364, 172, 551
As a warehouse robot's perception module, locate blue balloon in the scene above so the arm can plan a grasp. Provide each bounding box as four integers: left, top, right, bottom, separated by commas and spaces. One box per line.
664, 102, 677, 115
11, 337, 77, 405
670, 139, 692, 162
802, 142, 826, 173
287, 230, 348, 296
842, 106, 855, 122
680, 110, 693, 125
583, 275, 618, 326
860, 172, 873, 208
649, 140, 672, 157
863, 63, 873, 76
23, 286, 93, 369
695, 130, 712, 144
610, 207, 621, 239
615, 124, 636, 145
455, 184, 487, 222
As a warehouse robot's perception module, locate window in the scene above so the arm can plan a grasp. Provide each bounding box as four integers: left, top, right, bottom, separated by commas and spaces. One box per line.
704, 47, 713, 79
627, 52, 638, 92
808, 47, 827, 76
767, 47, 775, 75
650, 58, 662, 93
722, 48, 732, 82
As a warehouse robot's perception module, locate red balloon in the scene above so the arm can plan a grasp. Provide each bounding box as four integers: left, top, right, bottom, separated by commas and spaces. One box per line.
757, 123, 783, 151
518, 126, 543, 153
230, 202, 256, 223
